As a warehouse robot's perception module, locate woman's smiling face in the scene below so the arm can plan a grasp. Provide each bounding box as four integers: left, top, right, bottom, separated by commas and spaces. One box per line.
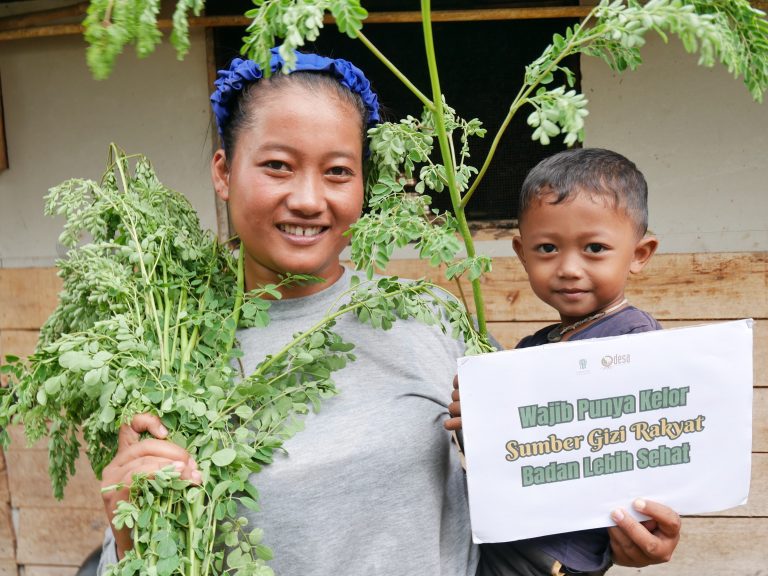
212, 81, 364, 297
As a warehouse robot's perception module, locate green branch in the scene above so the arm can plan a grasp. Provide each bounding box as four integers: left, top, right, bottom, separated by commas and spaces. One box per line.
420, 0, 487, 335
354, 29, 434, 111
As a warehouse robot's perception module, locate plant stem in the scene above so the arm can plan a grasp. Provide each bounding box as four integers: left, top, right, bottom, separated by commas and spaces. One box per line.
256, 282, 436, 376
180, 248, 218, 375
186, 493, 203, 576
354, 29, 434, 111
420, 0, 487, 335
179, 290, 189, 383
460, 102, 518, 209
226, 245, 246, 354
110, 144, 168, 372
162, 264, 171, 369
170, 289, 184, 368
461, 8, 600, 208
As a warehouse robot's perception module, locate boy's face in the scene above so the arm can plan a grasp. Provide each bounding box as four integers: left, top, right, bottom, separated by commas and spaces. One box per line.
513, 190, 657, 326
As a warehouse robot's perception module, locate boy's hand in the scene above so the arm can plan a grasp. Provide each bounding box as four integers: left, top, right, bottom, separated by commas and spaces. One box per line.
608, 499, 681, 566
444, 374, 462, 431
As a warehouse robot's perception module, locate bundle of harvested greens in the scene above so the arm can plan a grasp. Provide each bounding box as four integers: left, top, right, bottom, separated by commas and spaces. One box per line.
0, 144, 358, 575
0, 144, 488, 576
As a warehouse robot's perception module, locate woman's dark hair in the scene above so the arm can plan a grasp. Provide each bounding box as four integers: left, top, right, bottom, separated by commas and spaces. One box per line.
519, 148, 650, 236
220, 71, 369, 161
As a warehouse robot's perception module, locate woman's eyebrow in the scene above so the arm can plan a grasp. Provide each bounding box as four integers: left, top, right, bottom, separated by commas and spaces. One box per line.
256, 142, 359, 161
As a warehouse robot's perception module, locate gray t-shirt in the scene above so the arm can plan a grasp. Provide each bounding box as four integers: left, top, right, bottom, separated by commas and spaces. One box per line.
100, 267, 478, 575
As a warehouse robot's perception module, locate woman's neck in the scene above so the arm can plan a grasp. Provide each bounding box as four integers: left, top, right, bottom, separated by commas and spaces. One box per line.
244, 263, 345, 299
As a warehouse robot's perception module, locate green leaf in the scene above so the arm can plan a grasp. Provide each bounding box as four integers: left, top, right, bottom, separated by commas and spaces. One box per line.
156, 554, 180, 576
156, 535, 178, 558
211, 447, 237, 467
211, 479, 232, 501
254, 544, 274, 561
239, 496, 260, 512
100, 405, 116, 424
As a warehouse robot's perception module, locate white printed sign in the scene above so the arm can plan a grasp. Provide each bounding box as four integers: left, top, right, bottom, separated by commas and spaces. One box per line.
457, 319, 753, 542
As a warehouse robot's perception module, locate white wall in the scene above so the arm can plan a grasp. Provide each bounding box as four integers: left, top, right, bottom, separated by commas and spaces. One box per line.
582, 34, 768, 253
0, 30, 216, 268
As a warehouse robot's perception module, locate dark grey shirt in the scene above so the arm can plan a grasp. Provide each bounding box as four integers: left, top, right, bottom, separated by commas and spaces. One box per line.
515, 305, 662, 572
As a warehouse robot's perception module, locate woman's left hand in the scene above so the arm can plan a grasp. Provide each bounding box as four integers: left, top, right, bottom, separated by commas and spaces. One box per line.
608, 499, 681, 566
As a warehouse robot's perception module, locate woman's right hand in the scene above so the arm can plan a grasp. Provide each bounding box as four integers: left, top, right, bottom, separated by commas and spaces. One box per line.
100, 413, 202, 559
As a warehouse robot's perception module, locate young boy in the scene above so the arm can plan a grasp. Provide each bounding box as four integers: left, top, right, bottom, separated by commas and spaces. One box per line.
513, 147, 660, 345
448, 148, 670, 575
510, 148, 663, 573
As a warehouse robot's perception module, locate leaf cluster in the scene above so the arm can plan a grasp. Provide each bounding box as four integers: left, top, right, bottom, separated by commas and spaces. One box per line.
349, 107, 487, 287
83, 0, 205, 80
518, 0, 768, 149
346, 275, 494, 356
0, 146, 349, 575
241, 0, 367, 72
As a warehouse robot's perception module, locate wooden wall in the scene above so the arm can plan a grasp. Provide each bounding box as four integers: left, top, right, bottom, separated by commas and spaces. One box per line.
0, 268, 107, 575
0, 252, 765, 574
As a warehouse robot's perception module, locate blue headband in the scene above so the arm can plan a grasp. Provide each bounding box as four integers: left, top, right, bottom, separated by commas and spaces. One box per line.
210, 47, 381, 138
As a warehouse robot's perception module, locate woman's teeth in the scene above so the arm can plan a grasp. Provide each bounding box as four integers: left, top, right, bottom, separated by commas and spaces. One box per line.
279, 224, 323, 237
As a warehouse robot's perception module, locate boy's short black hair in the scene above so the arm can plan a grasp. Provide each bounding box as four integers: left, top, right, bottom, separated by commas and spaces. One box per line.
519, 148, 649, 236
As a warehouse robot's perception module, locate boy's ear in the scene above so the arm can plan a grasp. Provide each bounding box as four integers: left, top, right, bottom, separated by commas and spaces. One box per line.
512, 235, 528, 269
211, 149, 230, 201
630, 235, 658, 274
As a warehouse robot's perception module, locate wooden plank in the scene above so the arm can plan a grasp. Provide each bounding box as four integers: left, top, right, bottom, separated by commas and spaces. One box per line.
0, 330, 39, 360
755, 388, 768, 453
0, 269, 61, 330
16, 507, 107, 566
381, 252, 768, 321
633, 253, 767, 321
0, 503, 14, 560
4, 252, 764, 330
0, 452, 8, 503
24, 567, 78, 576
0, 2, 88, 31
5, 450, 101, 509
609, 518, 768, 575
0, 7, 593, 42
488, 320, 766, 386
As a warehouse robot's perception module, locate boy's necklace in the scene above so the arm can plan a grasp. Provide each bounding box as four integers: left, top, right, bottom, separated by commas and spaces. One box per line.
546, 298, 629, 343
